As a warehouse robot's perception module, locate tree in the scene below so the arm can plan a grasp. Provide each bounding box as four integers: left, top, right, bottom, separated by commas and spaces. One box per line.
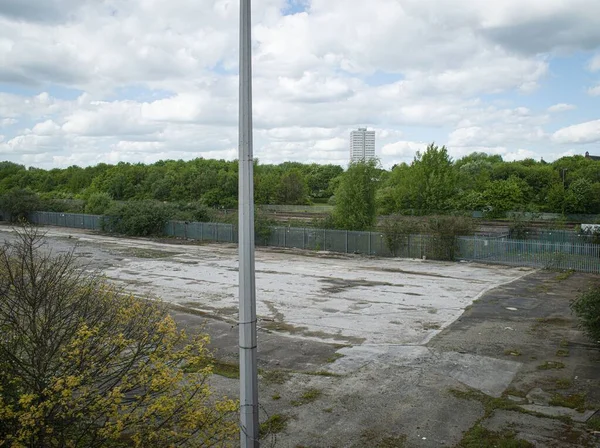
276, 170, 308, 205
410, 143, 457, 211
0, 189, 41, 222
482, 177, 525, 218
85, 192, 113, 215
333, 160, 379, 231
0, 227, 237, 447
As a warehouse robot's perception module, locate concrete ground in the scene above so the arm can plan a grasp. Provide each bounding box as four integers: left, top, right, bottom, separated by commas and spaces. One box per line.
1, 225, 599, 447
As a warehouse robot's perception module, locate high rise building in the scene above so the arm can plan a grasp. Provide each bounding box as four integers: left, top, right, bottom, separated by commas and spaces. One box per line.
349, 128, 376, 163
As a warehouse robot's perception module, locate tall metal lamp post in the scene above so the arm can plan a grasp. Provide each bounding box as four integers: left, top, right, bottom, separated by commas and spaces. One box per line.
238, 0, 259, 446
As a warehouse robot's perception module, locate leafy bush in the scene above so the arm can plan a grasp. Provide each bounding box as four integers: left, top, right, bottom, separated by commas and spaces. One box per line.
381, 215, 423, 257
85, 192, 114, 215
173, 202, 212, 223
102, 200, 177, 236
571, 285, 600, 343
0, 226, 238, 447
425, 215, 475, 261
0, 189, 41, 222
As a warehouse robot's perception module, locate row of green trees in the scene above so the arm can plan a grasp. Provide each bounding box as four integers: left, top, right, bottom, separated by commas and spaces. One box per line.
2, 146, 600, 231
0, 159, 343, 208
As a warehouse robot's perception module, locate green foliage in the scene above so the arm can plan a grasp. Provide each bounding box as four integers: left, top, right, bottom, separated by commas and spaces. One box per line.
277, 169, 309, 205
571, 285, 600, 343
84, 192, 113, 215
381, 215, 422, 256
254, 211, 276, 245
425, 215, 475, 261
0, 227, 237, 447
483, 177, 525, 218
333, 160, 379, 230
102, 200, 177, 236
172, 202, 212, 223
0, 189, 41, 222
2, 151, 600, 217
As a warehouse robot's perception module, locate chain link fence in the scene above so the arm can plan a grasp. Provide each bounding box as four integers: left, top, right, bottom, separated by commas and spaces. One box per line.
2, 211, 598, 273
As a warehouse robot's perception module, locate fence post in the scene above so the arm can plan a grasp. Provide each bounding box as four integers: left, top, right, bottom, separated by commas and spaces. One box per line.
283, 228, 287, 249
324, 229, 327, 251
303, 228, 306, 250
345, 230, 348, 253
368, 232, 372, 255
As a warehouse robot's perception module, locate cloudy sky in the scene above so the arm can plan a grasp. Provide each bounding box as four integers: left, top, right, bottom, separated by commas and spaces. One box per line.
0, 0, 600, 169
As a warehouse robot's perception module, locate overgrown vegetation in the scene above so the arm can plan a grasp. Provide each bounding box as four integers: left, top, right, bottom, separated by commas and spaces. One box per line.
291, 388, 323, 406
570, 285, 600, 343
0, 226, 237, 447
458, 425, 533, 448
2, 151, 600, 217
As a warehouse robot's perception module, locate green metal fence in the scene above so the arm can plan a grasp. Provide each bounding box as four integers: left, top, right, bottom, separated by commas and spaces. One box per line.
5, 211, 600, 273
457, 236, 600, 273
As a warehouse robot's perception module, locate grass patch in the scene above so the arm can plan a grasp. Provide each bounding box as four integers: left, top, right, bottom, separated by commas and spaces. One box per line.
503, 388, 527, 398
259, 414, 289, 438
559, 339, 569, 348
504, 349, 522, 357
303, 370, 342, 378
449, 387, 571, 423
555, 270, 575, 281
326, 353, 345, 363
271, 393, 281, 400
458, 424, 533, 448
322, 407, 333, 413
261, 370, 291, 385
587, 416, 600, 431
549, 393, 586, 412
291, 388, 323, 407
183, 358, 239, 379
556, 349, 570, 357
360, 429, 407, 447
554, 378, 573, 389
537, 361, 565, 370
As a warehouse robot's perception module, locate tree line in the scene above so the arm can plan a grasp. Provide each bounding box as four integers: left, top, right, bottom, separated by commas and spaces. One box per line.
1, 145, 600, 232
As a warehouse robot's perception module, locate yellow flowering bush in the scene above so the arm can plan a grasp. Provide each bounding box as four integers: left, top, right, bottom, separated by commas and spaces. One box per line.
0, 227, 238, 447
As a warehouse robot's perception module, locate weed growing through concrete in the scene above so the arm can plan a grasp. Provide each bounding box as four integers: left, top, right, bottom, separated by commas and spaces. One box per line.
261, 370, 291, 385
556, 349, 570, 357
504, 349, 522, 356
554, 378, 573, 389
555, 270, 575, 281
291, 388, 323, 406
457, 424, 533, 448
537, 361, 566, 370
549, 393, 587, 412
259, 414, 289, 438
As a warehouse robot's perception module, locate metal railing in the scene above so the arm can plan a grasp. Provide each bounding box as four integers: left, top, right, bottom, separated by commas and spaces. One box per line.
4, 211, 599, 273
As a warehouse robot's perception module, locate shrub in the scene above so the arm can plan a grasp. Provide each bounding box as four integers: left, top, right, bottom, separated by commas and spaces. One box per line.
85, 192, 113, 215
571, 286, 600, 343
173, 202, 212, 223
0, 189, 41, 222
381, 215, 423, 257
0, 226, 238, 447
102, 200, 177, 236
425, 215, 475, 261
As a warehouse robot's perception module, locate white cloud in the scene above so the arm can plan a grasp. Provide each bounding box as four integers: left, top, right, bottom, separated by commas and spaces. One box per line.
548, 103, 576, 112
381, 141, 428, 157
589, 53, 600, 72
553, 120, 600, 144
0, 0, 598, 168
588, 85, 600, 96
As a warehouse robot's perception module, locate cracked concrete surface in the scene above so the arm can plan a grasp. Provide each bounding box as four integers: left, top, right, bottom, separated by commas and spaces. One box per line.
2, 226, 599, 447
